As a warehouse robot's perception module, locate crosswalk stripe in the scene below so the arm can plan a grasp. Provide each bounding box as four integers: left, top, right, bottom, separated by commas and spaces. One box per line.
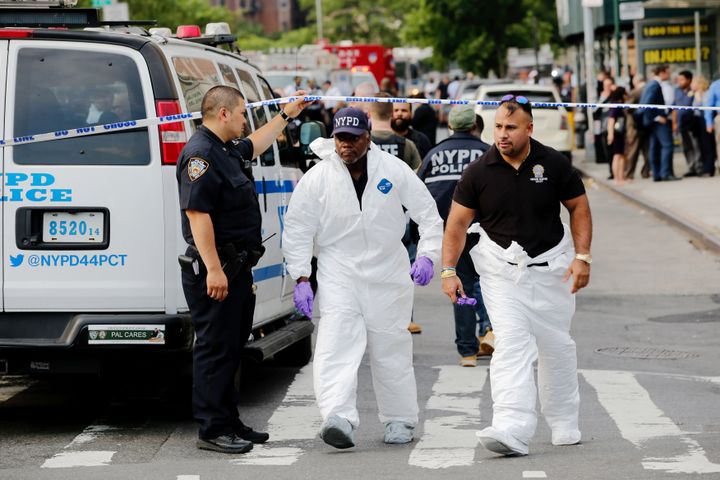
231, 363, 321, 466
581, 370, 720, 474
41, 423, 118, 468
409, 365, 487, 469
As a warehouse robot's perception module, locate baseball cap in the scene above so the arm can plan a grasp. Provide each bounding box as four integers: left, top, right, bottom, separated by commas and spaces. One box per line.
332, 107, 370, 136
448, 105, 476, 131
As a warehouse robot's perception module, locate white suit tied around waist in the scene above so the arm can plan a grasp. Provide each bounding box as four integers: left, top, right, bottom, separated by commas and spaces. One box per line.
467, 222, 575, 285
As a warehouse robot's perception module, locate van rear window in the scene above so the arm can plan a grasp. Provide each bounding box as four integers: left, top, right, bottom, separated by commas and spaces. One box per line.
13, 48, 150, 166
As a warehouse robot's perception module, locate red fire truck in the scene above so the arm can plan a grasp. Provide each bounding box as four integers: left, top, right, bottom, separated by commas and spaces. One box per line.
322, 43, 396, 88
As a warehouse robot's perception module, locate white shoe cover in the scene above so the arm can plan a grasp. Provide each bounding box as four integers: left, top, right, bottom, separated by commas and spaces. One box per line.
384, 422, 414, 444
552, 430, 581, 446
476, 426, 529, 456
319, 415, 355, 449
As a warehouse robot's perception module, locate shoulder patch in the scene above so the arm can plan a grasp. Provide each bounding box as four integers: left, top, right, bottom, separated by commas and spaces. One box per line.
188, 157, 209, 182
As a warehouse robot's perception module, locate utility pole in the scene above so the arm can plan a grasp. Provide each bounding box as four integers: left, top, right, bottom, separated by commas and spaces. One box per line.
614, 0, 621, 78
315, 0, 323, 42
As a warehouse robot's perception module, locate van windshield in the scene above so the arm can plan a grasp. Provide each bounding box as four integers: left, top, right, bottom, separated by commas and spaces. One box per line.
13, 48, 150, 165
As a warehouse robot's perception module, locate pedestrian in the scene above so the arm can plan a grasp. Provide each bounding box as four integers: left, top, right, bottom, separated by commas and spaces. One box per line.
693, 75, 717, 176
370, 93, 422, 170
392, 101, 433, 158
441, 95, 592, 456
606, 87, 628, 185
593, 76, 614, 176
641, 64, 680, 181
350, 81, 377, 114
703, 68, 720, 170
177, 85, 311, 454
282, 107, 443, 449
625, 77, 651, 179
417, 105, 493, 367
370, 93, 423, 334
673, 71, 703, 177
411, 91, 439, 145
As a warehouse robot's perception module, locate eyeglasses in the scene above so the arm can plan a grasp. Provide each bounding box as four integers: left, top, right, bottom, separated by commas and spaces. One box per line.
499, 94, 533, 114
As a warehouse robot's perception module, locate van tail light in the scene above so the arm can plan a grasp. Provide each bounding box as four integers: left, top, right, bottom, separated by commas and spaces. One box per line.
156, 100, 187, 165
560, 114, 569, 131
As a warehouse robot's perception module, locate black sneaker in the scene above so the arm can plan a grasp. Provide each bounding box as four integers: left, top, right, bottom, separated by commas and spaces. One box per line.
196, 434, 253, 454
235, 424, 270, 444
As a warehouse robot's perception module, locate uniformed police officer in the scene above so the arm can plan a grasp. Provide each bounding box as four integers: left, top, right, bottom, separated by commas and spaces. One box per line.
417, 105, 492, 366
177, 85, 311, 454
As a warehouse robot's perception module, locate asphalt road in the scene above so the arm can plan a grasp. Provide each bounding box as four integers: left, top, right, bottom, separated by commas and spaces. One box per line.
1, 180, 719, 480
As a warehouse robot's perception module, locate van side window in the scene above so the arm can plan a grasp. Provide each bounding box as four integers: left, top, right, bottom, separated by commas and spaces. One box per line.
173, 57, 220, 115
259, 78, 296, 168
13, 48, 150, 166
236, 69, 274, 166
218, 63, 240, 90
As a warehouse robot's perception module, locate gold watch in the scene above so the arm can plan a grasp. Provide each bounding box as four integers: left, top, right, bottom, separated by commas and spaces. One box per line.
575, 253, 592, 265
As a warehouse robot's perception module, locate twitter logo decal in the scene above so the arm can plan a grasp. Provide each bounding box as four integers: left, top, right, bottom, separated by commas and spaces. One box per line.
9, 254, 24, 267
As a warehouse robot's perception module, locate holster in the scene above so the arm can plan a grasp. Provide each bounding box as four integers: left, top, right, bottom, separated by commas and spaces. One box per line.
180, 243, 266, 283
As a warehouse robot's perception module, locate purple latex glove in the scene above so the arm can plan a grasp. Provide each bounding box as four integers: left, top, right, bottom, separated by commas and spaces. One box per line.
456, 296, 478, 306
410, 256, 434, 286
294, 281, 314, 319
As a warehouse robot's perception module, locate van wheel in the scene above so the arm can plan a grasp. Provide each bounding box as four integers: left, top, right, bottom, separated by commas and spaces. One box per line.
273, 334, 313, 367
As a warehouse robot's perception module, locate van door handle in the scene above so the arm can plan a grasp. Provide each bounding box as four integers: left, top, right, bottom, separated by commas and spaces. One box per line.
261, 177, 268, 212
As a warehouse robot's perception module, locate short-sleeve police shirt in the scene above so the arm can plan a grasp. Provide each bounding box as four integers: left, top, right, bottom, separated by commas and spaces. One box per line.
177, 125, 262, 248
453, 138, 585, 258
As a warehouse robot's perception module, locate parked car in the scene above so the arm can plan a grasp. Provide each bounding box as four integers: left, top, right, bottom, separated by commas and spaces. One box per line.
474, 83, 573, 159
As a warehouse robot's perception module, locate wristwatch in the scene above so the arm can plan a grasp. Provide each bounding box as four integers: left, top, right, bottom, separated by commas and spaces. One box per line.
279, 110, 295, 123
575, 253, 592, 265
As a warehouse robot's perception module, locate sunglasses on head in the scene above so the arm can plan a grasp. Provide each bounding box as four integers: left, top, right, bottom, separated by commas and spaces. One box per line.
500, 94, 530, 105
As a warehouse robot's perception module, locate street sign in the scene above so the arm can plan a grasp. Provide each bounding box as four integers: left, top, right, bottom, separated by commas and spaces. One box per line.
620, 2, 645, 21
91, 0, 114, 6
581, 0, 603, 7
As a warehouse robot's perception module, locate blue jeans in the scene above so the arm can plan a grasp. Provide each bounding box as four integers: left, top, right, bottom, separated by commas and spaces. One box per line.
649, 122, 673, 180
453, 250, 491, 357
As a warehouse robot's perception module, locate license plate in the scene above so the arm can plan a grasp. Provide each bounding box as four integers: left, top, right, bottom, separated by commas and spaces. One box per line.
43, 211, 104, 243
88, 325, 165, 345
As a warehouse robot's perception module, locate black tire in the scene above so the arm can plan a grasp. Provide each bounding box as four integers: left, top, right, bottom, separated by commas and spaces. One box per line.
272, 334, 313, 367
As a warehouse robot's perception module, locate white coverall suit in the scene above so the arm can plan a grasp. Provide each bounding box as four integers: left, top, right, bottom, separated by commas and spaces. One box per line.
468, 223, 580, 447
282, 138, 443, 428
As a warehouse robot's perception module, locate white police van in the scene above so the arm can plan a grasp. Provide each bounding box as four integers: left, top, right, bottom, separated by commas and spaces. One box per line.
0, 1, 315, 376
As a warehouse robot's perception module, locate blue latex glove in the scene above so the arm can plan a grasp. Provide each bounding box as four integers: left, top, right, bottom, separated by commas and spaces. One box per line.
457, 296, 478, 306
294, 281, 314, 319
410, 256, 434, 286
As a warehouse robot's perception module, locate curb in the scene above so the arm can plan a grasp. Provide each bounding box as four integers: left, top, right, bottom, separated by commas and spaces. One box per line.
577, 168, 720, 255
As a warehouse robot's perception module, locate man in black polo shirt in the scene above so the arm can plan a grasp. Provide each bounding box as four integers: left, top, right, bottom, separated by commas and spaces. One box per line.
440, 95, 592, 457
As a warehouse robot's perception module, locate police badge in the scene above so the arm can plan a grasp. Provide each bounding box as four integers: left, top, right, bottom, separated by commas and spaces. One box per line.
530, 164, 548, 184
188, 157, 209, 182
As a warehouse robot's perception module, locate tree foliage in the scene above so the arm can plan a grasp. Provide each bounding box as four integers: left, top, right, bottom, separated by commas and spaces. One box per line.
76, 0, 260, 34
402, 0, 561, 76
298, 0, 415, 46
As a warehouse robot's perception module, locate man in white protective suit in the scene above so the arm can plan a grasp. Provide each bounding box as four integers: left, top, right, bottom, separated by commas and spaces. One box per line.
441, 95, 592, 457
282, 107, 443, 449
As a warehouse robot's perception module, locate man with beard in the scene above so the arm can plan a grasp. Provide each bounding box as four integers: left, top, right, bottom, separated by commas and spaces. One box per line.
282, 107, 443, 449
392, 101, 432, 158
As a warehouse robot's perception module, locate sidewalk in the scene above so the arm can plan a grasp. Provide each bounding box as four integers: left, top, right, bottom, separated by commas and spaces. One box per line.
574, 150, 720, 253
